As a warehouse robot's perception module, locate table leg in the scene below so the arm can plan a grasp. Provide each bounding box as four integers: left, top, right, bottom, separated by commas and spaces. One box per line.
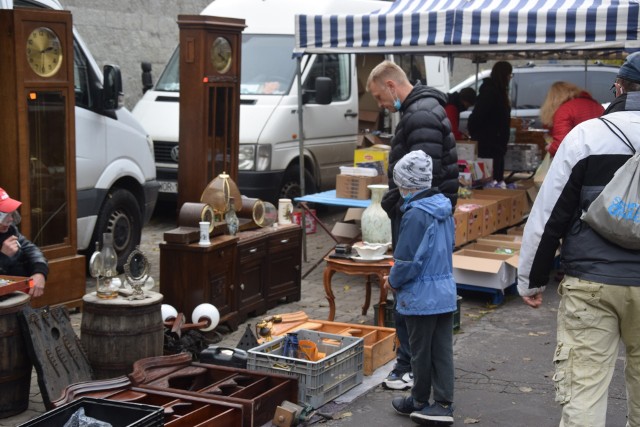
323, 267, 337, 321
362, 275, 372, 315
376, 273, 389, 327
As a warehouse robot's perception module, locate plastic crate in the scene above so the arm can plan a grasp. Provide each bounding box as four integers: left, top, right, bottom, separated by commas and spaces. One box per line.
247, 329, 364, 408
19, 397, 163, 427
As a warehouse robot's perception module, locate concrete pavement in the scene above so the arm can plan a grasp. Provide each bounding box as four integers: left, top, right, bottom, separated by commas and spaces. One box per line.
1, 203, 629, 426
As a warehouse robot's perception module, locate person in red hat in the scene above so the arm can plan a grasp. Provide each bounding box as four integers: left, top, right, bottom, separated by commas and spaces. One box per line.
0, 188, 48, 297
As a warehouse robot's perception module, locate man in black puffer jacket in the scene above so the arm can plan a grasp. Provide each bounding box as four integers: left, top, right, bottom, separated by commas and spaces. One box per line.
366, 60, 459, 397
367, 60, 459, 249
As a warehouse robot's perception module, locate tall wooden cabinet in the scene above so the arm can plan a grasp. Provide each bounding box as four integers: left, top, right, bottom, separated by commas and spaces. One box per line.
0, 8, 85, 309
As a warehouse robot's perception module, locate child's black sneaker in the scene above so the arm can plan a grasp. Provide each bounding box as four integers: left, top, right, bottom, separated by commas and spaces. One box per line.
391, 396, 427, 416
409, 401, 454, 425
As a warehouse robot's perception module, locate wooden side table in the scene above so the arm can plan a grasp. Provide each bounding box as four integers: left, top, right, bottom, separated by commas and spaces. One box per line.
323, 254, 392, 326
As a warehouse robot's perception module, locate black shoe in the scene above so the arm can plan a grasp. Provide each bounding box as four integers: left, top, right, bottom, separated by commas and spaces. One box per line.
391, 396, 427, 416
409, 401, 454, 425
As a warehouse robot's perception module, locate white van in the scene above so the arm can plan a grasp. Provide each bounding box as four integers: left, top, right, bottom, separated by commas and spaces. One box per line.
133, 0, 448, 203
4, 0, 159, 268
450, 63, 619, 131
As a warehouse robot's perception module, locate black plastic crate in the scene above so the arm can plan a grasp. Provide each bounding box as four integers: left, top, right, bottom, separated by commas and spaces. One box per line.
18, 397, 163, 427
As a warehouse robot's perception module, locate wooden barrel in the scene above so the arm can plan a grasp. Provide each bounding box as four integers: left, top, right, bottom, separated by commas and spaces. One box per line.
0, 292, 32, 418
81, 291, 164, 380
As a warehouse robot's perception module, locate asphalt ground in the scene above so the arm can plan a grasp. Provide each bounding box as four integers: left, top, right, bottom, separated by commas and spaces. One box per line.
1, 201, 629, 426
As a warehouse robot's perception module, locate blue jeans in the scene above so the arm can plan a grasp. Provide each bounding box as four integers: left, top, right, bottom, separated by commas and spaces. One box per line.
394, 308, 412, 373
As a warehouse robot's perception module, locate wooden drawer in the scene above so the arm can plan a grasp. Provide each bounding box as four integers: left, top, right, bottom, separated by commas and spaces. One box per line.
238, 239, 267, 261
268, 229, 301, 254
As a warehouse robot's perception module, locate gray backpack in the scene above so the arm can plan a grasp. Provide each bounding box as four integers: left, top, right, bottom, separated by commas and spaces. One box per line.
581, 117, 640, 250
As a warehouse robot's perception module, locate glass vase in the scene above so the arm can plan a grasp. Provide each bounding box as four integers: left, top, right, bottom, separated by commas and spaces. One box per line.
225, 197, 240, 236
97, 232, 119, 299
361, 184, 392, 244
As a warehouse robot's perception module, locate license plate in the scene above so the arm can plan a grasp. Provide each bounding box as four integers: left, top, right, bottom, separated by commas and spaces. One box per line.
159, 180, 178, 193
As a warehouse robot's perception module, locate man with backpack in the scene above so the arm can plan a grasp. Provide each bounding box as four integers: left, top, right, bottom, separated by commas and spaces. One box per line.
517, 52, 640, 426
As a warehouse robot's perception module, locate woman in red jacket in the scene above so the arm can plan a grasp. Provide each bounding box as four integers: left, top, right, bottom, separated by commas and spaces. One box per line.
539, 81, 604, 156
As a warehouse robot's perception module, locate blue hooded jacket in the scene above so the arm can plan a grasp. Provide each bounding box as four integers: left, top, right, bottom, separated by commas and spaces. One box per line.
388, 190, 457, 315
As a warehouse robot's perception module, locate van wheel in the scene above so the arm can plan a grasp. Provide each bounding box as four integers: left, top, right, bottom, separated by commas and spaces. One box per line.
92, 189, 143, 272
279, 167, 317, 202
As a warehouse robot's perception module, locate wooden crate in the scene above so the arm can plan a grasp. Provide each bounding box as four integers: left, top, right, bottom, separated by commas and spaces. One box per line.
270, 319, 397, 376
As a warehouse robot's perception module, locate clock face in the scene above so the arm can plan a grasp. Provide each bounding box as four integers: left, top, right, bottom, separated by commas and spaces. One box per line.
211, 36, 232, 74
26, 26, 63, 78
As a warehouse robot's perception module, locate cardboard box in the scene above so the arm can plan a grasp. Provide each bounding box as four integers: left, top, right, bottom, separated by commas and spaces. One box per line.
456, 140, 477, 161
455, 202, 484, 242
471, 191, 513, 231
463, 242, 520, 256
336, 174, 386, 200
292, 209, 317, 234
476, 234, 523, 250
354, 146, 391, 175
331, 222, 361, 243
452, 249, 519, 290
507, 224, 526, 235
453, 210, 469, 247
473, 188, 528, 225
460, 198, 498, 236
359, 109, 381, 134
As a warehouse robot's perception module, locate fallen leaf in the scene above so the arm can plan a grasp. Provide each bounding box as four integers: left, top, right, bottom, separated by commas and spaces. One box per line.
523, 357, 532, 362
464, 417, 480, 424
338, 412, 352, 419
343, 285, 350, 291
519, 386, 533, 393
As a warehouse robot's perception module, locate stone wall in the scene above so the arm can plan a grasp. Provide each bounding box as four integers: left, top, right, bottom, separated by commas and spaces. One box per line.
60, 0, 210, 109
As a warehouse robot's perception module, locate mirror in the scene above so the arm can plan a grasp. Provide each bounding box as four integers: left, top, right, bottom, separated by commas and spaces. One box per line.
123, 247, 150, 300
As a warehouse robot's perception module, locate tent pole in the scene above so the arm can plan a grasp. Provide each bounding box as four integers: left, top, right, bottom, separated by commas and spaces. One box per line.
296, 55, 307, 262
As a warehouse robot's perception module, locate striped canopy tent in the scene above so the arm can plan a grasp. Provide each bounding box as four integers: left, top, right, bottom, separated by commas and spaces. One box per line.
294, 0, 640, 61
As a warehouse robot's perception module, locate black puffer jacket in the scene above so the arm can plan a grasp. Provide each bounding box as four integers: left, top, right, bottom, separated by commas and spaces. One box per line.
467, 77, 511, 158
0, 225, 48, 278
381, 84, 459, 246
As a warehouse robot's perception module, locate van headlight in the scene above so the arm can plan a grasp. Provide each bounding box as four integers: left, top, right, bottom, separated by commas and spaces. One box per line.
239, 145, 271, 171
146, 135, 155, 159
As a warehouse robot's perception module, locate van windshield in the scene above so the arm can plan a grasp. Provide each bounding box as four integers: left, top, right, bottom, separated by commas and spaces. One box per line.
155, 34, 296, 95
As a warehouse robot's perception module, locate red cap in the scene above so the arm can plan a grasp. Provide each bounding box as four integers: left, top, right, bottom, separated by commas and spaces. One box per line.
0, 188, 21, 213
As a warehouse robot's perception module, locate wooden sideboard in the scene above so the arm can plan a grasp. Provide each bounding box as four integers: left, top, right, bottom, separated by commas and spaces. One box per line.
160, 224, 302, 330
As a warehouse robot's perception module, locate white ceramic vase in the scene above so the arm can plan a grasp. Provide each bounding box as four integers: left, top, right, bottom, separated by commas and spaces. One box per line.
361, 184, 392, 244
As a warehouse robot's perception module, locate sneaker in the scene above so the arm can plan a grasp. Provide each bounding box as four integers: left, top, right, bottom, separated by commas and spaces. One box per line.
410, 401, 454, 425
391, 395, 427, 416
383, 370, 414, 390
496, 180, 507, 189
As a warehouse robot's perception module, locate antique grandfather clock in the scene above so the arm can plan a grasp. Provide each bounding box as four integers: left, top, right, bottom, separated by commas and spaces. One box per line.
177, 14, 245, 207
0, 8, 85, 309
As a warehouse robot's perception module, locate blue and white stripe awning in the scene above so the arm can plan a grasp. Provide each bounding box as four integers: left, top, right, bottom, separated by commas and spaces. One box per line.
295, 0, 640, 57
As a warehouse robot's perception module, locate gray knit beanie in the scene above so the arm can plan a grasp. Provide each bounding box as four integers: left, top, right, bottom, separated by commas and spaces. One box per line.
393, 151, 433, 190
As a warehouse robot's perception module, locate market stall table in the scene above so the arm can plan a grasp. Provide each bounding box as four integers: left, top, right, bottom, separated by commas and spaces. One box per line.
323, 252, 392, 327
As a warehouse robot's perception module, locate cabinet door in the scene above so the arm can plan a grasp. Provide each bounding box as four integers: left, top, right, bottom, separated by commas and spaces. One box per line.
266, 229, 301, 307
206, 245, 237, 319
236, 240, 267, 319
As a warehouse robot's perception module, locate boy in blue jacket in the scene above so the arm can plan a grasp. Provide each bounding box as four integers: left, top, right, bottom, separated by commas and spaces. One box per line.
384, 151, 457, 426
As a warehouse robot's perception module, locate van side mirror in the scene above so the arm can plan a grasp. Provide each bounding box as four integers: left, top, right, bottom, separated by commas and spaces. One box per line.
302, 76, 333, 105
141, 62, 153, 94
314, 77, 333, 105
103, 64, 124, 111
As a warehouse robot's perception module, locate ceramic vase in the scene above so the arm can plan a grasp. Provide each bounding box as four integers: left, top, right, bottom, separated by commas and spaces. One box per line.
225, 197, 240, 236
361, 184, 392, 244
